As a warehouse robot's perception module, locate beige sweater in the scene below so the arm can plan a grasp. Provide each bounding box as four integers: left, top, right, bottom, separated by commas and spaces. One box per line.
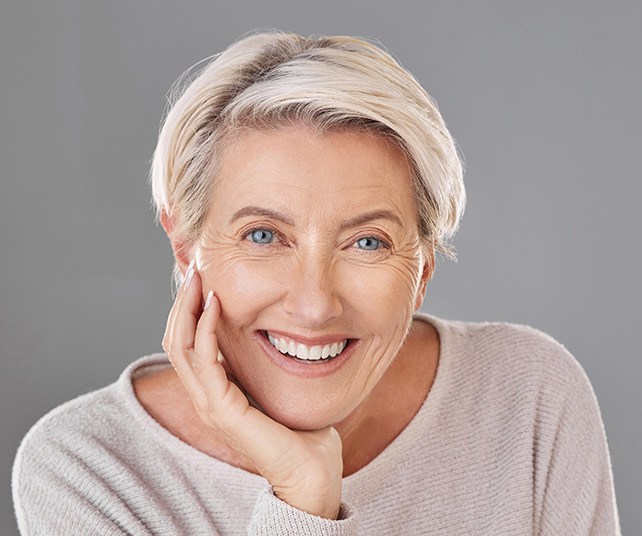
12, 315, 621, 535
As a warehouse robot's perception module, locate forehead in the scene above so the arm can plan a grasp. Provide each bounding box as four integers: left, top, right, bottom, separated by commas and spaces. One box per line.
200, 126, 418, 236
216, 125, 412, 201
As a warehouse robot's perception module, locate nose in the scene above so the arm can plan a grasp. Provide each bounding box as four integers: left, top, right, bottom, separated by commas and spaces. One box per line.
282, 255, 343, 328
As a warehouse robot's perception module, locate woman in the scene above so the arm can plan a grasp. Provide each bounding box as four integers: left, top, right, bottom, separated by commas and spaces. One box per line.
13, 32, 620, 534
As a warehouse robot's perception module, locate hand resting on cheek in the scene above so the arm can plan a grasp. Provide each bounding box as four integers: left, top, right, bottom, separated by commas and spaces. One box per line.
162, 260, 344, 521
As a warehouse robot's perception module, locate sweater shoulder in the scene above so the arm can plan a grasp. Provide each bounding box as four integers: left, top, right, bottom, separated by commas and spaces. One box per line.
12, 381, 126, 530
12, 380, 125, 479
14, 354, 167, 460
11, 356, 181, 534
452, 318, 587, 381
428, 316, 597, 412
13, 355, 172, 473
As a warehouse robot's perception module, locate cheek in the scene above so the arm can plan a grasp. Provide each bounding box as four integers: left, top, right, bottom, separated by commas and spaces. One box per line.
342, 260, 422, 365
347, 258, 422, 317
198, 248, 286, 324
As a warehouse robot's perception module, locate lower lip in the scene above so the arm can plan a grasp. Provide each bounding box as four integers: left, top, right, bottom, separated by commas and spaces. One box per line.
254, 332, 357, 378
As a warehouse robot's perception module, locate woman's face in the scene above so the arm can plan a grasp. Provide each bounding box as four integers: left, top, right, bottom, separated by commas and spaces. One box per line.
193, 125, 431, 430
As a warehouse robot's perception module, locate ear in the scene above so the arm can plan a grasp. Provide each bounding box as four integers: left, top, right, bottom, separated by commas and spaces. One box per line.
414, 250, 435, 311
160, 209, 191, 274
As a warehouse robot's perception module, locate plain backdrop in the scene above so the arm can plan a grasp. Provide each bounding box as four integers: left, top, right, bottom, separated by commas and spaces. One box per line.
2, 1, 640, 533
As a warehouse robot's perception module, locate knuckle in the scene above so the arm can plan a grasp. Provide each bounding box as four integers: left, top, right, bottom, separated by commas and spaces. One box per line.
162, 341, 174, 356
190, 354, 208, 374
162, 340, 182, 361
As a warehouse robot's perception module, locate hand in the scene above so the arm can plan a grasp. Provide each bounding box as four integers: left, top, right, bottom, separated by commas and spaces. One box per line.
162, 261, 344, 520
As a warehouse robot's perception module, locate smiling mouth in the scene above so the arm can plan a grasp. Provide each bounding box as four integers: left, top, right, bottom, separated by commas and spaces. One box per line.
264, 331, 349, 362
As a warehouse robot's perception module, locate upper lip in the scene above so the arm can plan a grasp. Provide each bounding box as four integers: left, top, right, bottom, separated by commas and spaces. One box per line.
262, 329, 352, 346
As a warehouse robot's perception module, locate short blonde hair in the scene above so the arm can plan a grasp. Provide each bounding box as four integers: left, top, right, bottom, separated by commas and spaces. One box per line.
151, 31, 465, 285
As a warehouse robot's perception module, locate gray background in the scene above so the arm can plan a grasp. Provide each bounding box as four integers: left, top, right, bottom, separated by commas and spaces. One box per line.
1, 0, 639, 533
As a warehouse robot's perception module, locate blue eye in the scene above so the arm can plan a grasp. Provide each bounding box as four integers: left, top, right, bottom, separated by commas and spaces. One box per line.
249, 229, 274, 244
356, 236, 382, 250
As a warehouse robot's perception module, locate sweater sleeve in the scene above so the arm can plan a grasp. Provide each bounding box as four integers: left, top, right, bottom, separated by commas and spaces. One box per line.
247, 489, 358, 535
533, 349, 621, 536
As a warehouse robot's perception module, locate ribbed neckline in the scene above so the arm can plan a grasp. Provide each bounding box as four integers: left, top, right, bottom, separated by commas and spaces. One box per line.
118, 313, 457, 485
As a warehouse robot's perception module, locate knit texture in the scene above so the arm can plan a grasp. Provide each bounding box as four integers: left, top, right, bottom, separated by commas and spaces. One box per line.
12, 315, 621, 535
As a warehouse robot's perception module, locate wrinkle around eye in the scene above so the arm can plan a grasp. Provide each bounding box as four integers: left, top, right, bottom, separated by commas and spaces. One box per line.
199, 225, 288, 256
198, 245, 293, 275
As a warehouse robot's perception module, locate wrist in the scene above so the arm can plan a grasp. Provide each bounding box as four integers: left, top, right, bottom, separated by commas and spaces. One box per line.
272, 478, 342, 520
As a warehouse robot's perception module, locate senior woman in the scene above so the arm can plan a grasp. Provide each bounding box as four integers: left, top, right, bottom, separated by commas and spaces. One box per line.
13, 32, 619, 535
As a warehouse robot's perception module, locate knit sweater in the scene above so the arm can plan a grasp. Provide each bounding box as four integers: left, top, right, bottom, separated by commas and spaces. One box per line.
12, 315, 621, 535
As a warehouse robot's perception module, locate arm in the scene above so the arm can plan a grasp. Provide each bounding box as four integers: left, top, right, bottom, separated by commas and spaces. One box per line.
247, 490, 357, 535
533, 353, 621, 535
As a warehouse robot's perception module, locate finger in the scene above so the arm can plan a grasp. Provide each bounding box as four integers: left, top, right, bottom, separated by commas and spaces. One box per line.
173, 285, 237, 418
164, 263, 203, 358
191, 294, 246, 408
171, 269, 204, 353
193, 290, 220, 367
162, 259, 195, 354
163, 268, 207, 397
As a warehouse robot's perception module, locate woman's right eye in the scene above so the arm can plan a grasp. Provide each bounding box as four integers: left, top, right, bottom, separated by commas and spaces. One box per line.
247, 228, 275, 244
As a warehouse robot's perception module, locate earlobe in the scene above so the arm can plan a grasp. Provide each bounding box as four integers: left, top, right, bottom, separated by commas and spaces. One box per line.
414, 253, 434, 311
414, 281, 428, 311
160, 209, 191, 272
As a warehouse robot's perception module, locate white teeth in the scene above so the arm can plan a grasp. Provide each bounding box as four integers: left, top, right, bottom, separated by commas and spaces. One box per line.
309, 345, 322, 360
296, 343, 309, 359
266, 332, 348, 361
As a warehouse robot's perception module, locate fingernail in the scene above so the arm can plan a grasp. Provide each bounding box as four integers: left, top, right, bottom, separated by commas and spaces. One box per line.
204, 290, 214, 310
184, 259, 195, 288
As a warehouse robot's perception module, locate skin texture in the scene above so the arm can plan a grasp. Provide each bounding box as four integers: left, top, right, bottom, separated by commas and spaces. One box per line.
148, 125, 440, 519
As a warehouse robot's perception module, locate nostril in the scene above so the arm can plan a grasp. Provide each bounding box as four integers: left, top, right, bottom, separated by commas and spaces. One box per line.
281, 286, 343, 326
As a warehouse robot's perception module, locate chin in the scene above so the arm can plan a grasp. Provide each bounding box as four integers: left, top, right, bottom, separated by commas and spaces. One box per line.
255, 396, 344, 431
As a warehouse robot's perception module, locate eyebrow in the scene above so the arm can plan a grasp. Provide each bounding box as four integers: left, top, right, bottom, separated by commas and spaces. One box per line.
229, 206, 403, 229
229, 206, 295, 226
339, 209, 403, 229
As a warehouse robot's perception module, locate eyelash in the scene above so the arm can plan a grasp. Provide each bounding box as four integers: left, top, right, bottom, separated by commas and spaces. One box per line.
353, 236, 390, 252
243, 227, 392, 253
244, 227, 284, 247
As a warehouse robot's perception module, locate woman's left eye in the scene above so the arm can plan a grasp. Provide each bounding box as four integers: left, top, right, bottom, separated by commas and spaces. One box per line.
247, 229, 275, 244
355, 236, 386, 250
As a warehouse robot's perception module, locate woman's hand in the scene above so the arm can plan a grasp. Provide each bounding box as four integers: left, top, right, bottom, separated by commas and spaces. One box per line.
162, 261, 344, 520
